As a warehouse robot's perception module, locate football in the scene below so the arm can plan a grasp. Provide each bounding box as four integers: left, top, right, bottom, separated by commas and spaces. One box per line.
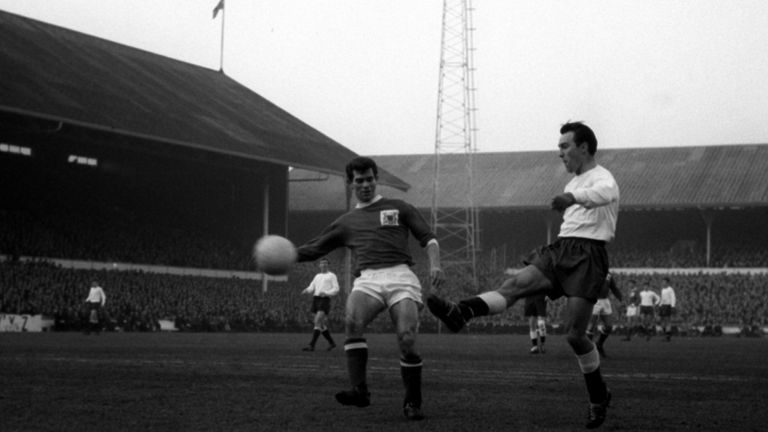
253, 235, 297, 275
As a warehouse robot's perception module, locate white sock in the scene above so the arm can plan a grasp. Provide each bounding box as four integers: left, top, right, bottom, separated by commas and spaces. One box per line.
577, 347, 600, 374
478, 291, 507, 314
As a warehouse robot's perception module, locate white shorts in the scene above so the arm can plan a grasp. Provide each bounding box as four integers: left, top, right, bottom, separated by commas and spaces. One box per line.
591, 298, 613, 316
353, 264, 423, 309
626, 304, 638, 317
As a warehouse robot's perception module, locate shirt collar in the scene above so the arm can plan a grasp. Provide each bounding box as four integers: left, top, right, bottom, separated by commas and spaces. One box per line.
356, 194, 383, 209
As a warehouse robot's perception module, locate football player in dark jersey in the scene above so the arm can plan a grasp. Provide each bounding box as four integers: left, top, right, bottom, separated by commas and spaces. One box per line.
296, 157, 444, 421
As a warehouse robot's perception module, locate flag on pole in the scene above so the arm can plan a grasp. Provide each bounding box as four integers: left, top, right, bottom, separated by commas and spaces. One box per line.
213, 0, 224, 19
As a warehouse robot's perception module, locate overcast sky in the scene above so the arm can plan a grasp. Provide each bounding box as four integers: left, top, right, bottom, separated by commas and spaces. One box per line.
2, 0, 767, 155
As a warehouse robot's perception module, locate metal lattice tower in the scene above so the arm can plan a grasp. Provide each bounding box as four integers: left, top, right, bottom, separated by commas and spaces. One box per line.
431, 0, 479, 290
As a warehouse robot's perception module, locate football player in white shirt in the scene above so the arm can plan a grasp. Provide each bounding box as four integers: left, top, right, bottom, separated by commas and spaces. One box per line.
638, 282, 661, 340
621, 280, 640, 341
658, 277, 677, 341
84, 280, 106, 335
301, 258, 340, 351
427, 122, 619, 429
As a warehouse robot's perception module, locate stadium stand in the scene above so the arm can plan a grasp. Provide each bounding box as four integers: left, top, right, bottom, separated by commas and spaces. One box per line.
1, 259, 765, 335
1, 11, 766, 337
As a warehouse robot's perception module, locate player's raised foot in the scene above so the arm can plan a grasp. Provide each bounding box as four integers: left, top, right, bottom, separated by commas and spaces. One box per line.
335, 386, 370, 408
302, 345, 314, 352
326, 343, 337, 351
426, 295, 466, 333
585, 390, 611, 429
403, 402, 424, 421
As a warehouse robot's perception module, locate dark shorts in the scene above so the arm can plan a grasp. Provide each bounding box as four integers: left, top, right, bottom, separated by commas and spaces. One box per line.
310, 296, 331, 314
86, 302, 101, 323
658, 305, 673, 318
640, 305, 655, 316
524, 237, 608, 302
524, 295, 547, 317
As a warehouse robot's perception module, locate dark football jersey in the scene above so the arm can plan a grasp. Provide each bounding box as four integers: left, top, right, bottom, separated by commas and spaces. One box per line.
297, 198, 436, 275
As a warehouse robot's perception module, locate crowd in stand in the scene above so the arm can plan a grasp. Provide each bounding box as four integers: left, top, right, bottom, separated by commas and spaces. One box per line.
2, 194, 767, 334
4, 149, 766, 336
4, 208, 768, 272
1, 209, 254, 271
609, 245, 768, 268
2, 258, 766, 335
0, 259, 323, 333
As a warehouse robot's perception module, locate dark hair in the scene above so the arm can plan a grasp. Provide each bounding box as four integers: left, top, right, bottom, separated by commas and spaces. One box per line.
345, 156, 378, 182
560, 121, 598, 155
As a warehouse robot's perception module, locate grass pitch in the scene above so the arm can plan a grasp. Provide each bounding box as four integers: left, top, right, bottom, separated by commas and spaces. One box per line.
1, 332, 766, 432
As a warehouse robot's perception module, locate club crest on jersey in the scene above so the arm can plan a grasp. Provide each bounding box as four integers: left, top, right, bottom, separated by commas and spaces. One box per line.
380, 210, 399, 226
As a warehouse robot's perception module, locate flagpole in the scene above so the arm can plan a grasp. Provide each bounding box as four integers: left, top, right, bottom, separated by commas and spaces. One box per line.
219, 3, 225, 72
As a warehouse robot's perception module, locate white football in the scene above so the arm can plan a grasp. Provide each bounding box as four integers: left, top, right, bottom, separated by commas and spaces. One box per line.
253, 235, 297, 275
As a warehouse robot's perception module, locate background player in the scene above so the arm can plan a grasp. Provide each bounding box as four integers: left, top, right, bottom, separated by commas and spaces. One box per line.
622, 279, 640, 341
83, 280, 106, 335
295, 156, 444, 421
587, 272, 623, 357
524, 293, 548, 354
301, 257, 339, 351
638, 282, 660, 340
508, 267, 548, 354
658, 277, 677, 341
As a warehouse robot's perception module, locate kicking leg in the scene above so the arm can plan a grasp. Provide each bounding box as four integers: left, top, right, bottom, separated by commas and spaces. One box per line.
427, 265, 550, 332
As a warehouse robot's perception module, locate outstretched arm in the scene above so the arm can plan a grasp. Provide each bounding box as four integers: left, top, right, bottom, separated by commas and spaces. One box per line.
425, 239, 444, 289
296, 223, 344, 263
302, 277, 316, 295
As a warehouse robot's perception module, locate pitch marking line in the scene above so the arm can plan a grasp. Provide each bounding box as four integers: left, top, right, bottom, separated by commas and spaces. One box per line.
9, 354, 763, 384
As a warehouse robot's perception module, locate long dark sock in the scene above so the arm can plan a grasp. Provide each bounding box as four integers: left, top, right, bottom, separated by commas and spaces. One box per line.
458, 297, 490, 321
344, 338, 368, 390
584, 369, 608, 404
578, 347, 608, 404
322, 329, 335, 345
400, 354, 423, 407
308, 329, 321, 347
